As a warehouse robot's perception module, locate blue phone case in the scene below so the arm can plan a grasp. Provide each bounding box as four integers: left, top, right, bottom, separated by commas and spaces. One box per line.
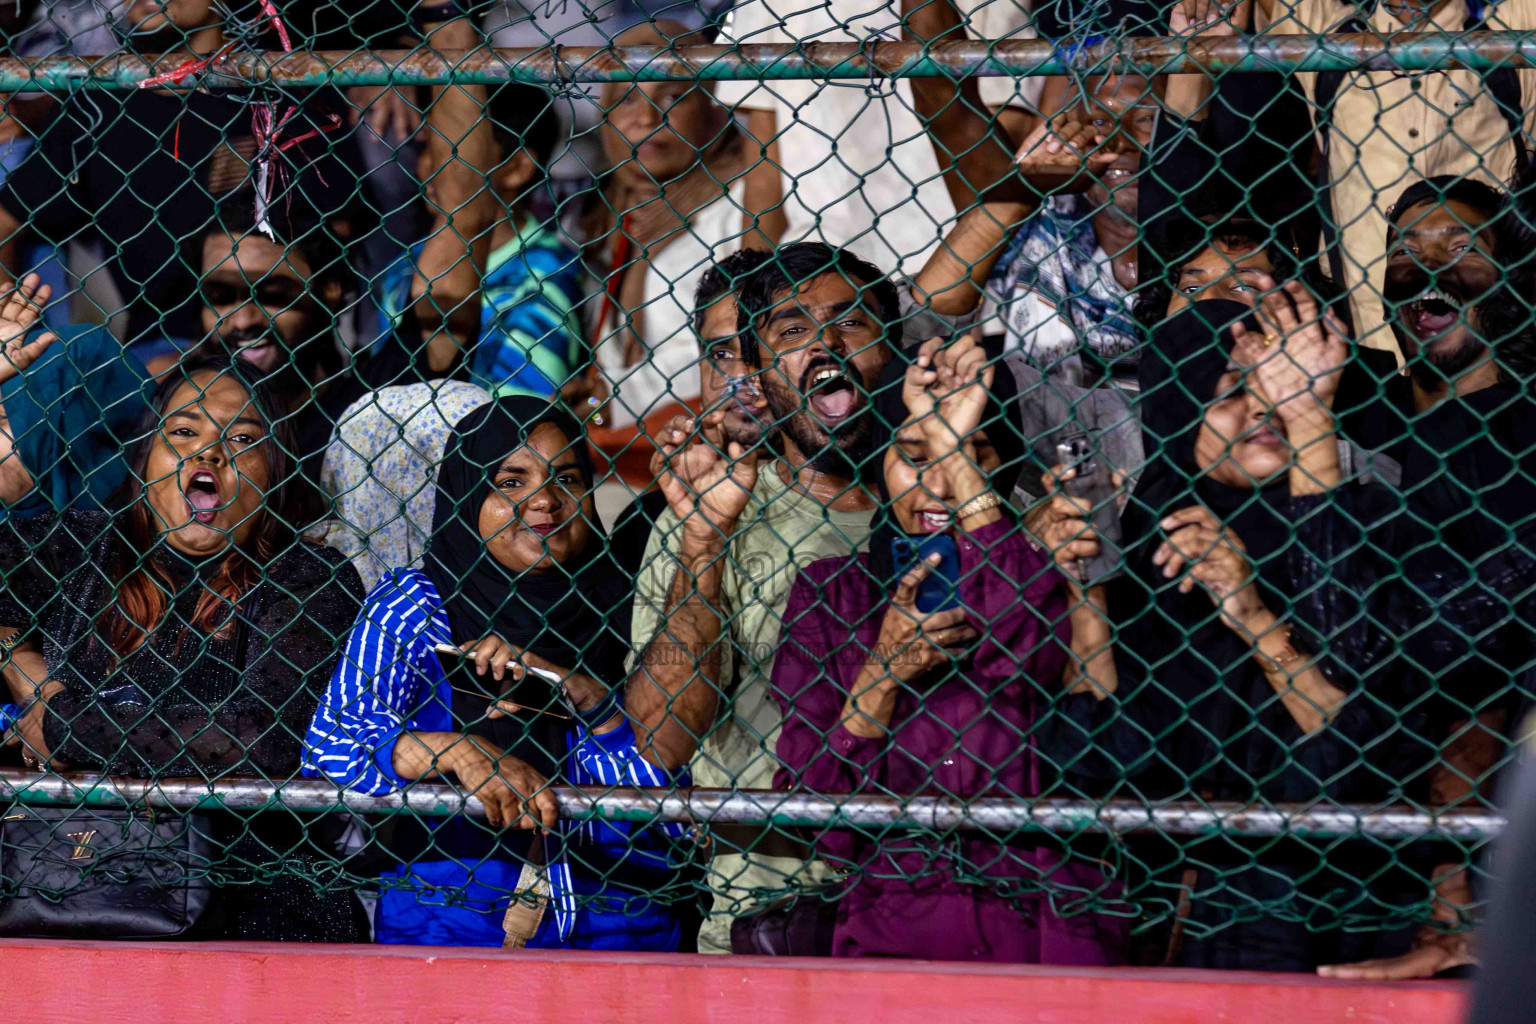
890, 534, 962, 613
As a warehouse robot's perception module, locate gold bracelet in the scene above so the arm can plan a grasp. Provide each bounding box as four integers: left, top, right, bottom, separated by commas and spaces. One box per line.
955, 492, 1002, 522
1262, 626, 1302, 671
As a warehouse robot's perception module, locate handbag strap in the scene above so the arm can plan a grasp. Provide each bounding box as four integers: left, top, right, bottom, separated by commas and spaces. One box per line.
501, 833, 551, 948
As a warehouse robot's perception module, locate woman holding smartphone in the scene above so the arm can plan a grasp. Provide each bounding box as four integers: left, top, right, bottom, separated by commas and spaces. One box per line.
770, 337, 1129, 964
304, 397, 685, 950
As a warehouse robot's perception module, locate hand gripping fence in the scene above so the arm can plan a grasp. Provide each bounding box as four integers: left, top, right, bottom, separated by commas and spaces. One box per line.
0, 0, 1527, 963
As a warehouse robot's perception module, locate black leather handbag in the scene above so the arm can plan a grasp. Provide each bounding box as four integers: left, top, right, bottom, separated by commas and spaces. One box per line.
0, 805, 213, 938
729, 882, 843, 957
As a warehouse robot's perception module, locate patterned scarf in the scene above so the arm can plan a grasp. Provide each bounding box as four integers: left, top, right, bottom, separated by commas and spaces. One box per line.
990, 195, 1139, 382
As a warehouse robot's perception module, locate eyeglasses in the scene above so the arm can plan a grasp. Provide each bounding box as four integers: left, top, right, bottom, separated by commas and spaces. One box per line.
199, 277, 308, 311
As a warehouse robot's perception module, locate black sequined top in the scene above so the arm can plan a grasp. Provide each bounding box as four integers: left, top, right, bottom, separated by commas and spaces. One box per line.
0, 510, 364, 779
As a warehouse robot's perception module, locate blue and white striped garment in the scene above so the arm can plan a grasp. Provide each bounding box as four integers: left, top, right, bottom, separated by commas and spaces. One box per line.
372, 219, 585, 400
303, 569, 686, 949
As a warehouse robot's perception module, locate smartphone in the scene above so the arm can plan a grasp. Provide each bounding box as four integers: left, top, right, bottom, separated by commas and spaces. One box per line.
890, 534, 961, 613
1054, 430, 1124, 586
433, 645, 566, 721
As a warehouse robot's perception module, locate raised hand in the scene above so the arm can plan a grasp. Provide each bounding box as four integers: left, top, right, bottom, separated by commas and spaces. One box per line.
1025, 466, 1102, 574
1169, 0, 1241, 34
1153, 505, 1269, 633
656, 410, 760, 544
0, 273, 57, 386
904, 334, 995, 456
1231, 275, 1348, 426
1014, 111, 1123, 197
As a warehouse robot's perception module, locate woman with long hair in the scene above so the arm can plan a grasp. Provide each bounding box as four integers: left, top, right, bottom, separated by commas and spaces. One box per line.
0, 356, 367, 940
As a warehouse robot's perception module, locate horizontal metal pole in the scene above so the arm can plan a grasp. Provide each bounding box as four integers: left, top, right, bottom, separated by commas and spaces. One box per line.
0, 32, 1534, 89
0, 770, 1503, 839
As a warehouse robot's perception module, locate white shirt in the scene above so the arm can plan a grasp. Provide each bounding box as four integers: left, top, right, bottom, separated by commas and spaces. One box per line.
715, 0, 1039, 276
595, 181, 746, 429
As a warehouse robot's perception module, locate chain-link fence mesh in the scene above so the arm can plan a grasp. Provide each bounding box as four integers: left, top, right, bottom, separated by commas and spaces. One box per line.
0, 0, 1527, 966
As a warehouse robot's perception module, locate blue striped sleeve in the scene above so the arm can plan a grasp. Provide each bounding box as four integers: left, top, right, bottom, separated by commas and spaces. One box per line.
570, 717, 685, 789
302, 570, 450, 795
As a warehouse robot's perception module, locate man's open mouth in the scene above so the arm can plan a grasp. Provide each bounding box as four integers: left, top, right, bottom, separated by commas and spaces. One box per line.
804, 364, 859, 425
1402, 288, 1463, 339
184, 470, 222, 525
234, 337, 282, 370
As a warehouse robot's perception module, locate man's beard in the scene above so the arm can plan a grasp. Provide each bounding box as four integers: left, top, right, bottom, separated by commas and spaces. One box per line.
764, 380, 876, 478
212, 323, 334, 394
1407, 331, 1488, 388
1383, 260, 1494, 387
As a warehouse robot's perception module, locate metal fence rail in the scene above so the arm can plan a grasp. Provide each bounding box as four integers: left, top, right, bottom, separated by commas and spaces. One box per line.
3, 32, 1536, 90
0, 771, 1506, 840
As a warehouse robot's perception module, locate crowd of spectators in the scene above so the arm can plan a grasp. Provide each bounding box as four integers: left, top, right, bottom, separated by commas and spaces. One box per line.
0, 0, 1529, 981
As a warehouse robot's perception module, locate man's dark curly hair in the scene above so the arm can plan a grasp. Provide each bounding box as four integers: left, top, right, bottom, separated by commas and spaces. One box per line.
692, 248, 775, 337
734, 242, 900, 369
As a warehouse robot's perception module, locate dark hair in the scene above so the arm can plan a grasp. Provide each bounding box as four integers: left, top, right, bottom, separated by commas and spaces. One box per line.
1385, 176, 1512, 246
100, 357, 300, 657
486, 82, 561, 171
1386, 175, 1536, 382
735, 242, 900, 368
207, 190, 356, 303
1134, 217, 1344, 330
691, 248, 774, 336
203, 191, 353, 384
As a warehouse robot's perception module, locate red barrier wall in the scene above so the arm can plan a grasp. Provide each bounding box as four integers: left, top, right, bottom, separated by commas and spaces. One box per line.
0, 940, 1468, 1024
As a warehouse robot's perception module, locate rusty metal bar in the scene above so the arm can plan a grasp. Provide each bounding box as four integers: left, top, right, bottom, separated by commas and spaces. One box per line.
0, 770, 1504, 839
0, 32, 1533, 90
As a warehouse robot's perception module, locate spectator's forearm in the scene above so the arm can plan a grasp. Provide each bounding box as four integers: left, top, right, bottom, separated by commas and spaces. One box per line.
900, 0, 1032, 208
1163, 74, 1216, 121
1241, 609, 1348, 734
740, 108, 787, 248
911, 202, 1030, 316
627, 537, 730, 771
1064, 586, 1119, 699
1286, 411, 1343, 496
392, 729, 485, 782
412, 10, 497, 373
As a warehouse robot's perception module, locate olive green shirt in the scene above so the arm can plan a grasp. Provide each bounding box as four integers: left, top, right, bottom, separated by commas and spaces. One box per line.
627, 464, 875, 790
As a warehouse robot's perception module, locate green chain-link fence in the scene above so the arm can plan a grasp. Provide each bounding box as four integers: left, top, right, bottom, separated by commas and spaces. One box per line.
0, 0, 1527, 967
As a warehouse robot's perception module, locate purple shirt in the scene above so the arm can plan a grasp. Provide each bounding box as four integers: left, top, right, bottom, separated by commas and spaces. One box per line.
772, 518, 1128, 963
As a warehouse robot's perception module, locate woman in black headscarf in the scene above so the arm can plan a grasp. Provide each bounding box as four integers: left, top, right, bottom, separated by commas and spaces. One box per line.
1034, 295, 1439, 971
305, 396, 686, 950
